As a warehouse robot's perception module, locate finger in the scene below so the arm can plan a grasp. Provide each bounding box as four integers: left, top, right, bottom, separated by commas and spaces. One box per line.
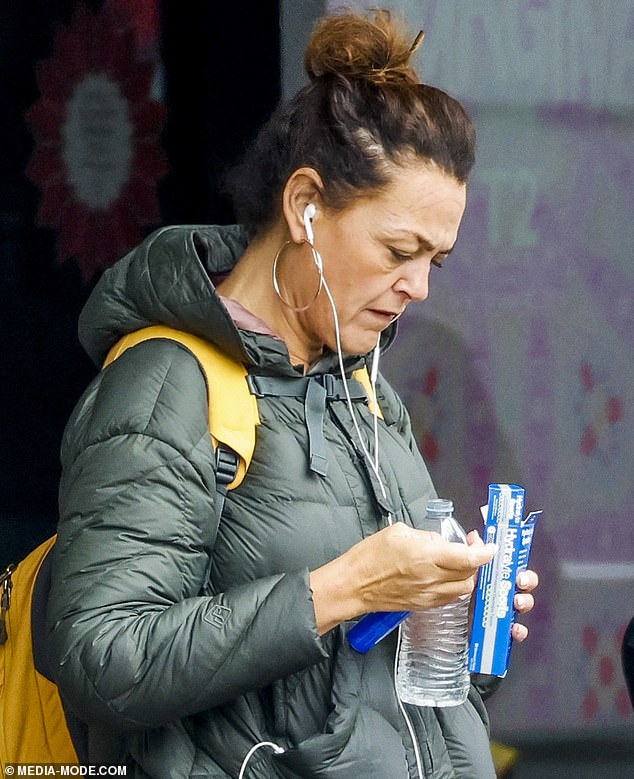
514, 593, 534, 613
517, 570, 539, 592
511, 622, 529, 642
430, 543, 496, 583
466, 529, 484, 546
463, 542, 498, 570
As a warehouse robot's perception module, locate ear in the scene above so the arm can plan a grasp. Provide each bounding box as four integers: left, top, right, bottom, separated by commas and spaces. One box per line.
282, 167, 324, 244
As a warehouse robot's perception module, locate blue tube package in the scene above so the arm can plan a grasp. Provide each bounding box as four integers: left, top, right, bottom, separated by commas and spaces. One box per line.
468, 484, 542, 677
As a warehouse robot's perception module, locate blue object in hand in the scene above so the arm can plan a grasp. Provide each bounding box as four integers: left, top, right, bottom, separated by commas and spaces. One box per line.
348, 610, 411, 653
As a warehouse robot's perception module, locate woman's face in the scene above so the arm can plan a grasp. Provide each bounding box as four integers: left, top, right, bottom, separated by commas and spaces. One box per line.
303, 161, 467, 357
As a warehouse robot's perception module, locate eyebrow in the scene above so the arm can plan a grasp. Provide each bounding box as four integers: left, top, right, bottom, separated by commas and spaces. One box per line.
386, 227, 456, 256
416, 234, 456, 256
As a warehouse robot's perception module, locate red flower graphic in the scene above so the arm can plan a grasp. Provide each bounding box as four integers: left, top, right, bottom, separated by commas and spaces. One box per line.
581, 621, 631, 721
579, 361, 624, 457
26, 0, 167, 281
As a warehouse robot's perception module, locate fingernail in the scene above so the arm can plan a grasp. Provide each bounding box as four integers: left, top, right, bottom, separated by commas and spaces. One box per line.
518, 573, 528, 587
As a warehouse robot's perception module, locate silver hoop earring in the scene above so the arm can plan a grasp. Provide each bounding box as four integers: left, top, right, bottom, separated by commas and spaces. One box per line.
272, 239, 324, 312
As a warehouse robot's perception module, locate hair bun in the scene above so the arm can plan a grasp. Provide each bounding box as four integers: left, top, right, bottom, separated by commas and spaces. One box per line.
304, 9, 423, 87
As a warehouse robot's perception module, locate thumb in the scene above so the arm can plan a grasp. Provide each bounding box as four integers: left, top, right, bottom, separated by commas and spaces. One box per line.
465, 541, 497, 569
438, 540, 497, 573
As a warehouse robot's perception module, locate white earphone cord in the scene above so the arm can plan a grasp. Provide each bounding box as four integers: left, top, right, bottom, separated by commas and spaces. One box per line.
316, 245, 424, 779
238, 741, 285, 778
312, 246, 390, 509
259, 210, 421, 779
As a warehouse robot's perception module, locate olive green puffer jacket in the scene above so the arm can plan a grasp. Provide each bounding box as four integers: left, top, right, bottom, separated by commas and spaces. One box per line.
46, 225, 496, 778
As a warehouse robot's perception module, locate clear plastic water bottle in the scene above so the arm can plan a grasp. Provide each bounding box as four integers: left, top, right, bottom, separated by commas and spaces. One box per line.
396, 498, 470, 707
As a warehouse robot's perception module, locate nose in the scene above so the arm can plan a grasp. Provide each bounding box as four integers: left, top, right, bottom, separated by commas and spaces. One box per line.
393, 258, 431, 302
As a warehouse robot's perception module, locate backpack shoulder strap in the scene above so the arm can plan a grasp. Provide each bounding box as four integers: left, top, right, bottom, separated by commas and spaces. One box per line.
103, 325, 259, 490
352, 367, 384, 419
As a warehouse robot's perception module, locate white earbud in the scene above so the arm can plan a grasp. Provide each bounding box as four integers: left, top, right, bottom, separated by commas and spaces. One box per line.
303, 203, 316, 245
303, 203, 322, 272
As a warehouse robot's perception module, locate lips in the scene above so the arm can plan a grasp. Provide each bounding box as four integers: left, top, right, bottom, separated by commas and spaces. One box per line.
377, 307, 406, 319
366, 309, 400, 325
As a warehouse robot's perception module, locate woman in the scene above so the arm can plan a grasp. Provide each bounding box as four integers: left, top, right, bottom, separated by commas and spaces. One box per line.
47, 9, 538, 778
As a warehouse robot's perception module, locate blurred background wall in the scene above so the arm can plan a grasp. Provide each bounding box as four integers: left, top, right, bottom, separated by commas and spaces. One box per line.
0, 0, 281, 559
1, 0, 633, 775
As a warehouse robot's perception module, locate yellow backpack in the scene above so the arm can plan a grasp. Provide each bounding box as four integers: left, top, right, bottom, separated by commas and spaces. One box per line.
0, 535, 76, 764
0, 325, 379, 766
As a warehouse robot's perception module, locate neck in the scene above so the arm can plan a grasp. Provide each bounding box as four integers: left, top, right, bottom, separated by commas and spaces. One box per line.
216, 229, 323, 370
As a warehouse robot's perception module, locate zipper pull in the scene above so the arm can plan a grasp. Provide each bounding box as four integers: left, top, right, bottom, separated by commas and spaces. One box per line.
0, 564, 15, 645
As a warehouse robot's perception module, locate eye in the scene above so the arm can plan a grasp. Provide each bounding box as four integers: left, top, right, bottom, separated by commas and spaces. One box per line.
389, 247, 413, 262
432, 253, 449, 269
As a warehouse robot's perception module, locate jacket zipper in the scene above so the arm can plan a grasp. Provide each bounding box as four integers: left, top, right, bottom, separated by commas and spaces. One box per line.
329, 407, 424, 778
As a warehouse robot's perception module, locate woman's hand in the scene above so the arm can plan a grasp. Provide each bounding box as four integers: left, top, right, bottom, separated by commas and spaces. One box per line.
510, 568, 539, 642
309, 523, 497, 635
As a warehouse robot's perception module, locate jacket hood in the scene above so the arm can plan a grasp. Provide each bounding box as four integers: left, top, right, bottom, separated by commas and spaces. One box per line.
79, 224, 398, 372
79, 224, 253, 367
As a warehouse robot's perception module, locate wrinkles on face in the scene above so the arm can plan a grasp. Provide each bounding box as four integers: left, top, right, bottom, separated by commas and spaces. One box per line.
305, 163, 467, 356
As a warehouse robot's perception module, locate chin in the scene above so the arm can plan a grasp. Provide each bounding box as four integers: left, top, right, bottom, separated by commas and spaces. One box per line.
338, 331, 380, 357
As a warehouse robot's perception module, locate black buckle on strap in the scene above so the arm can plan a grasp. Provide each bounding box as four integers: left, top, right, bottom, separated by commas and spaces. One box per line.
215, 444, 239, 489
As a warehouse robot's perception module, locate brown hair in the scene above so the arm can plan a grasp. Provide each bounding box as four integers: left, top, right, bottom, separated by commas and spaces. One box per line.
226, 9, 476, 236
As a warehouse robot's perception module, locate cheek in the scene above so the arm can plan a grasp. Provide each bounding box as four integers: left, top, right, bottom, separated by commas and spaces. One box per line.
323, 246, 380, 299
320, 225, 389, 312
324, 269, 370, 318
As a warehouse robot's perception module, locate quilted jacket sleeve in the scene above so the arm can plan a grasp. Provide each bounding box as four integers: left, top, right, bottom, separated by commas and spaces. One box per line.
46, 340, 328, 730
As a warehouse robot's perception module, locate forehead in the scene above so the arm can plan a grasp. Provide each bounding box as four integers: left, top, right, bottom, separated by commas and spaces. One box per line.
380, 161, 465, 209
347, 162, 467, 241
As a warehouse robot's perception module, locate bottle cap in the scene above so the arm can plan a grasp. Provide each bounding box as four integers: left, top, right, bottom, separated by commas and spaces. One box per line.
426, 498, 453, 516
